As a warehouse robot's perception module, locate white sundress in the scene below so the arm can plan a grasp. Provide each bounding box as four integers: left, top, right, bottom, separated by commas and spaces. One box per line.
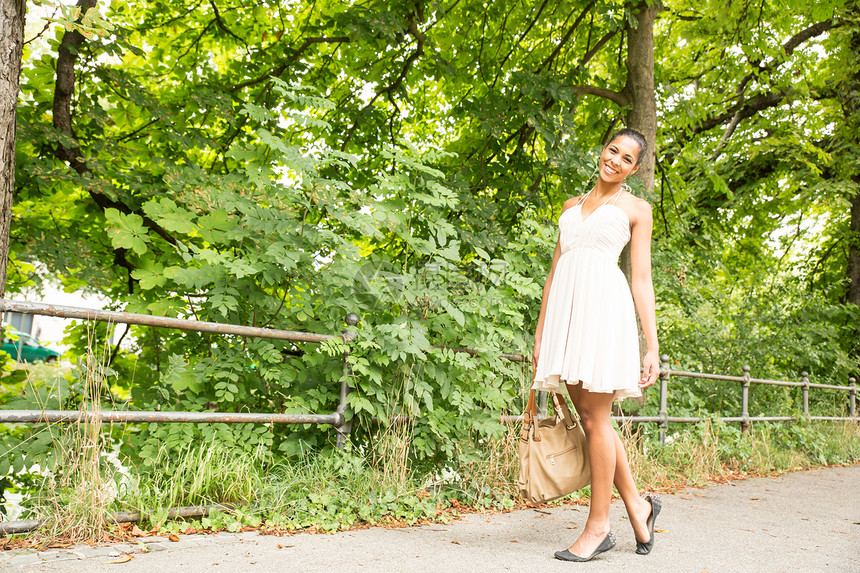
532, 189, 642, 400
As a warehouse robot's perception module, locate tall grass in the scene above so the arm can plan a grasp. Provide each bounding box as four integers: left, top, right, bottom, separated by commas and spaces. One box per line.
25, 327, 118, 543
624, 419, 860, 491
448, 424, 521, 506
368, 363, 417, 495
119, 441, 269, 516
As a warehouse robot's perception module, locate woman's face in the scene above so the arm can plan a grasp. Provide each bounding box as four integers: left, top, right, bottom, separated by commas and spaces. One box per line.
598, 136, 642, 184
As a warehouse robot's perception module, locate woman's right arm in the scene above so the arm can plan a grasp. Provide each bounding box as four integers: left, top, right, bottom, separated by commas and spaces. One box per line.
532, 198, 577, 368
532, 238, 562, 368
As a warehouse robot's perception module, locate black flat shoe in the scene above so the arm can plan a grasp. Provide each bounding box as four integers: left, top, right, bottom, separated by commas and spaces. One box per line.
636, 494, 662, 555
554, 531, 616, 562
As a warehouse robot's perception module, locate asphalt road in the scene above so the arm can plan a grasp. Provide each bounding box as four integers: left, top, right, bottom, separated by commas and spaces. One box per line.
2, 464, 858, 572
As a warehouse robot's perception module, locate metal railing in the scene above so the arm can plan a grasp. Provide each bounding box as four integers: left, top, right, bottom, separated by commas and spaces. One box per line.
645, 356, 858, 444
501, 357, 858, 443
0, 300, 360, 448
1, 300, 857, 449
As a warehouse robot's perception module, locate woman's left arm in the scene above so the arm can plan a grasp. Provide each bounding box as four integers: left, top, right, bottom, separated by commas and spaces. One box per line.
629, 199, 659, 388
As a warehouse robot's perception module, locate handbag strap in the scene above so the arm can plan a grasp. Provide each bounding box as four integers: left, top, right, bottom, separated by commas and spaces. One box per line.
522, 373, 579, 434
523, 388, 538, 427
551, 392, 578, 430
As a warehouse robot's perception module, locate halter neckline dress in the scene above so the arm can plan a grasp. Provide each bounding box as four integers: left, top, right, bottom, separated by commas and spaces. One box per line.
532, 189, 641, 401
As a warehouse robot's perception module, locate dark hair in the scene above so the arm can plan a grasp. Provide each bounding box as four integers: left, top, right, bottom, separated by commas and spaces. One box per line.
607, 128, 647, 167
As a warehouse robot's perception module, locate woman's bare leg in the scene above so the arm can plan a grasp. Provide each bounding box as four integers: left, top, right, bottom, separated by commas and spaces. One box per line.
611, 431, 653, 543
566, 383, 653, 549
564, 383, 617, 556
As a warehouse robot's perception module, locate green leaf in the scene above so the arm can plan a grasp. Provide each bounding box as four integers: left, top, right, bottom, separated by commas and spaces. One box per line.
143, 198, 196, 234
104, 208, 150, 255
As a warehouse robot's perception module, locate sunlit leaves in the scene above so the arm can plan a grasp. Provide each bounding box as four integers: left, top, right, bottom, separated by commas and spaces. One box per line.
143, 199, 196, 235
104, 208, 150, 255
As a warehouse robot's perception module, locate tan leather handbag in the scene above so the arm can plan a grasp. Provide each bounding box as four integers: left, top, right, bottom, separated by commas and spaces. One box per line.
518, 388, 591, 504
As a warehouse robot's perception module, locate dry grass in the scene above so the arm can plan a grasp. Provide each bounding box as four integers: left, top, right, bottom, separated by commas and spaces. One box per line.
368, 362, 416, 495
27, 326, 118, 545
370, 420, 414, 495
622, 418, 860, 493
454, 423, 521, 503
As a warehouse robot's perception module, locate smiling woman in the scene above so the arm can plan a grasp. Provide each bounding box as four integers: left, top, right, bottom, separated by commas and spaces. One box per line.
530, 128, 661, 562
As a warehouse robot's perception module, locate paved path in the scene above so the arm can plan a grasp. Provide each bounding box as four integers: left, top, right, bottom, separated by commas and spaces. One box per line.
2, 465, 858, 572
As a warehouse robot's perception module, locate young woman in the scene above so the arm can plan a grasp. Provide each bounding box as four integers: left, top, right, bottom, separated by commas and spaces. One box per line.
532, 128, 661, 561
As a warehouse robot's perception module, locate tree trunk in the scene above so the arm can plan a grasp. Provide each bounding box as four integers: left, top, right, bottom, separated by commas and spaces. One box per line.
850, 191, 860, 307
0, 0, 26, 301
619, 0, 661, 406
623, 0, 660, 195
845, 4, 860, 308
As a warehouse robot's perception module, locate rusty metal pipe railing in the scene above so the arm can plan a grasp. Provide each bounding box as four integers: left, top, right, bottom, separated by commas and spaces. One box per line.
0, 300, 337, 343
650, 356, 858, 444
0, 410, 343, 425
335, 315, 360, 448
668, 370, 746, 383
1, 300, 359, 446
2, 300, 856, 446
0, 504, 236, 536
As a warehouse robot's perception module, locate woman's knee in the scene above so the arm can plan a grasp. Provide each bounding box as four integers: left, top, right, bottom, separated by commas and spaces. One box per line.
575, 398, 613, 436
579, 413, 606, 436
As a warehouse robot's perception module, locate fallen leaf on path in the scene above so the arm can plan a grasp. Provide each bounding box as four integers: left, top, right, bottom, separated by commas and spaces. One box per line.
509, 540, 518, 543
655, 529, 667, 533
130, 525, 147, 537
451, 540, 461, 545
276, 544, 294, 549
104, 554, 133, 564
750, 497, 760, 500
168, 534, 180, 542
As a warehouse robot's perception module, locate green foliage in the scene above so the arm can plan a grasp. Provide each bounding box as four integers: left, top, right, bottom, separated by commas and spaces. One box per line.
259, 449, 444, 532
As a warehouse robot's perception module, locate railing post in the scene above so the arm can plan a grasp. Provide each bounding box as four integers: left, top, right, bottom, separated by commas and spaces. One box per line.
741, 365, 751, 435
335, 313, 360, 449
801, 371, 809, 417
850, 377, 857, 420
538, 390, 548, 419
658, 354, 670, 445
